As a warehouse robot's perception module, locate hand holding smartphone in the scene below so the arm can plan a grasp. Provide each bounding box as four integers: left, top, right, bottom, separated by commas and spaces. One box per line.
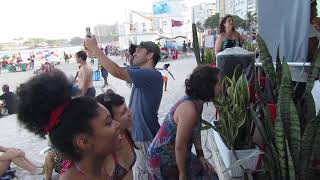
86, 27, 92, 38
85, 27, 91, 50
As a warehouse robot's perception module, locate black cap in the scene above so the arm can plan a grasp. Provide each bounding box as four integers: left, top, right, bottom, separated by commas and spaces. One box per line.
138, 41, 161, 63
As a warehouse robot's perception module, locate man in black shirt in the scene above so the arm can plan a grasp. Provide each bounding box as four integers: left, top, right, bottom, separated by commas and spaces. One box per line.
0, 85, 17, 114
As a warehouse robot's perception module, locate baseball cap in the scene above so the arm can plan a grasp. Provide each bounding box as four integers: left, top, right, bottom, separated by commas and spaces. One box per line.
138, 41, 161, 62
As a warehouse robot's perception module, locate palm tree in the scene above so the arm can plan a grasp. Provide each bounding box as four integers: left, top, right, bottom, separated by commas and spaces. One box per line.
246, 12, 257, 32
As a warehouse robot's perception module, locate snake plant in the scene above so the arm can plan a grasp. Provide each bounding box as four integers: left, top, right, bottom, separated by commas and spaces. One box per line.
254, 35, 320, 180
213, 72, 251, 150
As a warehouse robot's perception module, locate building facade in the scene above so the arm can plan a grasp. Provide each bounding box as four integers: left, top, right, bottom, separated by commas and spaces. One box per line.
192, 3, 217, 25
225, 0, 247, 19
93, 24, 118, 44
247, 0, 256, 14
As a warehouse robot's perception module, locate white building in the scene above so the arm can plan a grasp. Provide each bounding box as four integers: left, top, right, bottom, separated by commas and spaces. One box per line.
118, 0, 218, 49
247, 0, 257, 14
118, 10, 160, 49
153, 0, 193, 47
192, 3, 217, 25
119, 0, 194, 49
225, 0, 247, 19
225, 0, 235, 16
93, 24, 118, 44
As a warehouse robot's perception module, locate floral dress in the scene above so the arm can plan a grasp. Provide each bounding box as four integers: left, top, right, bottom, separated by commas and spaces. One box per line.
147, 96, 218, 180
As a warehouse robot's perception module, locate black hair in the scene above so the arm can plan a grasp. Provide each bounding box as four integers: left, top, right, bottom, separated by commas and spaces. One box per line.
164, 63, 170, 69
185, 65, 220, 102
76, 51, 87, 61
129, 44, 137, 56
151, 52, 161, 66
2, 85, 9, 93
16, 70, 99, 161
95, 90, 138, 149
219, 15, 235, 33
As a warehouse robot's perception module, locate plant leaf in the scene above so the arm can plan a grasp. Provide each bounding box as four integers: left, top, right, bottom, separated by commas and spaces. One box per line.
275, 103, 288, 180
192, 23, 201, 65
279, 59, 300, 172
257, 35, 277, 100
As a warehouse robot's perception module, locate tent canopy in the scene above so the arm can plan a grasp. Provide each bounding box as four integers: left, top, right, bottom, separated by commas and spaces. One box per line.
258, 0, 310, 62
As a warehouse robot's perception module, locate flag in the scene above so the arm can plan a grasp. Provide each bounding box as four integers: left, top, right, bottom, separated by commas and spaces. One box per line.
171, 19, 183, 27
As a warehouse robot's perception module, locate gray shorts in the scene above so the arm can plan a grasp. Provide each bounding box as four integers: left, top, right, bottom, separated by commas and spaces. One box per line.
133, 141, 151, 180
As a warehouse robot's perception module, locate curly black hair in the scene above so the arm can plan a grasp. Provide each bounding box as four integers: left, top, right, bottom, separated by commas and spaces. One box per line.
16, 70, 99, 161
95, 90, 138, 149
185, 65, 220, 102
219, 15, 235, 33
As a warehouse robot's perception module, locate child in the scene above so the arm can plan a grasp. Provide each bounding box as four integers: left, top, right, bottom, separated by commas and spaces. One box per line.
158, 63, 175, 91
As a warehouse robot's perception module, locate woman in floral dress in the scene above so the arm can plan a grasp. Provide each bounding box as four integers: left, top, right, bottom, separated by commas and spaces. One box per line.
148, 65, 221, 180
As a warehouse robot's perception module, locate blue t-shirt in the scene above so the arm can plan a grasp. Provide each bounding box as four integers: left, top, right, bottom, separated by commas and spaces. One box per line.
127, 67, 163, 141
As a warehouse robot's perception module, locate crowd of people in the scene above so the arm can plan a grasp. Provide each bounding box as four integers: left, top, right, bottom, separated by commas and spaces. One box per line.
0, 33, 222, 180
0, 13, 264, 180
0, 53, 35, 73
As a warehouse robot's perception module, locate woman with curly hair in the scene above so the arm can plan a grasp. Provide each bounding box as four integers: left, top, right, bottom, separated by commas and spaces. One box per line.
147, 65, 221, 180
16, 70, 123, 180
95, 89, 137, 180
215, 15, 244, 54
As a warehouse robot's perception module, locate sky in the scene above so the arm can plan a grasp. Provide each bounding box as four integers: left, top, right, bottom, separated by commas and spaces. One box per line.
0, 0, 153, 42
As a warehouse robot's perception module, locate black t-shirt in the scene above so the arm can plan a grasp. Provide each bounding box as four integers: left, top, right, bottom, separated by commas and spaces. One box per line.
183, 42, 187, 50
0, 92, 17, 114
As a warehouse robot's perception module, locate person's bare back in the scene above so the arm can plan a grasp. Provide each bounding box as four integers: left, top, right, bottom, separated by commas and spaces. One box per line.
78, 63, 93, 96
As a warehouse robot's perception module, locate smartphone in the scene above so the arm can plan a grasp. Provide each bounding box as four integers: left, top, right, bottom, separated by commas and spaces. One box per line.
86, 27, 91, 38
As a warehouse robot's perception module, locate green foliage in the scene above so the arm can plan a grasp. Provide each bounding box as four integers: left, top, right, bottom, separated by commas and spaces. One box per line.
196, 22, 205, 33
204, 13, 220, 30
204, 48, 215, 64
257, 34, 277, 101
244, 12, 257, 31
300, 114, 320, 180
192, 23, 202, 65
213, 73, 251, 150
232, 15, 247, 30
242, 40, 257, 52
204, 14, 246, 31
255, 36, 320, 180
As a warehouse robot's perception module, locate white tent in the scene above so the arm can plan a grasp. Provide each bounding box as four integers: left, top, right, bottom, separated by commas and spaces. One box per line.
258, 0, 310, 62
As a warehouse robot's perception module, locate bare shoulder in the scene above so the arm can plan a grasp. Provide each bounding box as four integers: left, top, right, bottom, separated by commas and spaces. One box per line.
83, 64, 92, 74
59, 168, 82, 180
175, 100, 198, 121
217, 33, 225, 39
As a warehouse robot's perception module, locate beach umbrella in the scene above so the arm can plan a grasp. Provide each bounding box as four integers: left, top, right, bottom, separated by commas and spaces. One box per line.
1, 54, 11, 59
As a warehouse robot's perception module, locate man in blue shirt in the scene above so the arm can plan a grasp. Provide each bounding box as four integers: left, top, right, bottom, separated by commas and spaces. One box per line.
85, 38, 163, 179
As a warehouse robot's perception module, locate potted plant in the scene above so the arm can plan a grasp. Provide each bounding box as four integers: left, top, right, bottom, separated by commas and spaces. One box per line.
211, 70, 259, 177
251, 35, 320, 180
193, 22, 260, 179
